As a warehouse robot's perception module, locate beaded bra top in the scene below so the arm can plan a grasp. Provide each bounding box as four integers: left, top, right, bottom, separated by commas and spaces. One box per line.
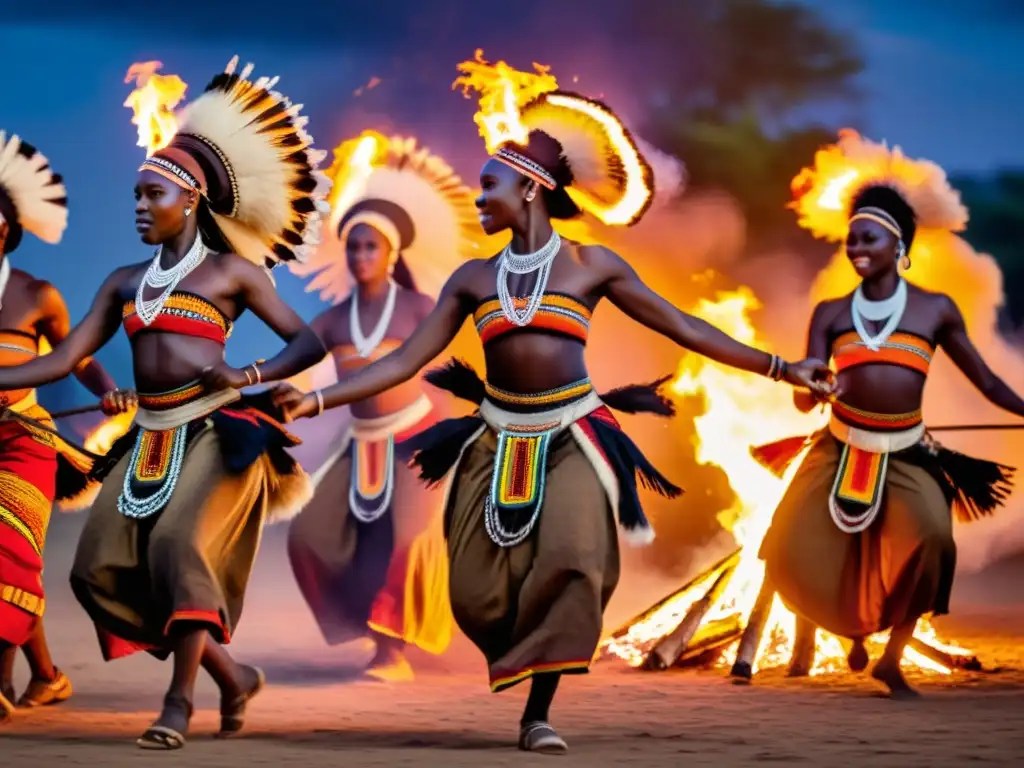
830, 329, 934, 377
473, 292, 591, 345
123, 291, 232, 345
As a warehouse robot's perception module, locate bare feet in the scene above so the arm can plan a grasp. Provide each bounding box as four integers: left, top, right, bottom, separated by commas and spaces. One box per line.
871, 657, 920, 700
17, 669, 72, 708
0, 688, 13, 723
519, 721, 568, 754
847, 639, 869, 673
217, 665, 265, 738
365, 644, 414, 682
137, 695, 192, 750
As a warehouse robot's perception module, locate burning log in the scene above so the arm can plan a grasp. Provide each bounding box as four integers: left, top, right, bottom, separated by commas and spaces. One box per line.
908, 637, 983, 672
644, 563, 737, 670
607, 547, 741, 642
676, 615, 743, 668
729, 579, 775, 682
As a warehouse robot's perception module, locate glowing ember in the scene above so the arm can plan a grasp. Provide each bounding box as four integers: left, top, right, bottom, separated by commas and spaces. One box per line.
602, 286, 975, 676
123, 61, 187, 156
453, 50, 652, 226
84, 409, 136, 456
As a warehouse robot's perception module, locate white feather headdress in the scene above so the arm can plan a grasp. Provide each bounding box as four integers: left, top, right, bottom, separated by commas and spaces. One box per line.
0, 131, 68, 252
139, 56, 331, 267
289, 131, 486, 303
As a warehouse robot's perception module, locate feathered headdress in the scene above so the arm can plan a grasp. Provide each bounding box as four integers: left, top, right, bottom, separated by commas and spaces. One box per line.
288, 131, 485, 303
139, 56, 331, 267
790, 128, 968, 243
453, 53, 654, 227
0, 132, 68, 253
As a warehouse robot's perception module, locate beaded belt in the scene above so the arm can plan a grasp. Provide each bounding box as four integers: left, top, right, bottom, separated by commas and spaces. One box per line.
483, 377, 594, 415
831, 400, 922, 432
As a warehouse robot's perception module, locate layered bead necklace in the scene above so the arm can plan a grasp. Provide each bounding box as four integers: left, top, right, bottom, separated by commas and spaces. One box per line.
496, 229, 561, 326
851, 278, 907, 351
350, 279, 397, 358
135, 233, 207, 326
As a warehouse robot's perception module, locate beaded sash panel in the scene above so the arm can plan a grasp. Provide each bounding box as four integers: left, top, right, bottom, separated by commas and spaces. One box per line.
117, 424, 189, 519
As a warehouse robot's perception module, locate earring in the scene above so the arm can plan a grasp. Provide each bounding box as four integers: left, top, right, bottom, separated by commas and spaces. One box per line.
184, 207, 192, 218
525, 183, 537, 203
897, 241, 910, 270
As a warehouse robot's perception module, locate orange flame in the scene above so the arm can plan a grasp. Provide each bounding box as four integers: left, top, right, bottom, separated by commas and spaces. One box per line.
323, 130, 389, 232
452, 49, 557, 154
84, 409, 136, 456
604, 286, 974, 676
453, 50, 652, 226
123, 61, 187, 156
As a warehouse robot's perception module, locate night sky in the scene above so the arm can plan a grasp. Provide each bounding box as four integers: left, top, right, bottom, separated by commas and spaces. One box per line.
2, 0, 1022, 408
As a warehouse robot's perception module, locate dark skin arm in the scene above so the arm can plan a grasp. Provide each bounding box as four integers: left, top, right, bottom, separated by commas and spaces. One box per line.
275, 263, 474, 417
937, 295, 1024, 418
792, 301, 837, 413
592, 247, 832, 390
0, 268, 128, 391
200, 259, 327, 390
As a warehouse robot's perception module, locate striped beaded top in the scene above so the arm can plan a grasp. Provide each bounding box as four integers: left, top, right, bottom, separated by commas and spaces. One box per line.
473, 292, 591, 345
831, 330, 934, 377
123, 291, 232, 346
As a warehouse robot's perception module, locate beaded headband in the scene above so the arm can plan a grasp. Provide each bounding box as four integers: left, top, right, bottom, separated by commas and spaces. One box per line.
849, 206, 902, 239
493, 147, 557, 190
338, 210, 402, 260
139, 155, 201, 193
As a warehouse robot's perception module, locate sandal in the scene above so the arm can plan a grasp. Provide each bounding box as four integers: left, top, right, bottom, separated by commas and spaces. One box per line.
216, 665, 265, 738
518, 721, 568, 754
136, 696, 192, 750
17, 668, 73, 708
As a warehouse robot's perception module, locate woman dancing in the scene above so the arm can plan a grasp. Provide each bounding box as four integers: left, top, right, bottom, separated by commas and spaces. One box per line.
0, 131, 130, 718
285, 133, 483, 679
0, 58, 329, 747
276, 87, 831, 752
758, 139, 1020, 698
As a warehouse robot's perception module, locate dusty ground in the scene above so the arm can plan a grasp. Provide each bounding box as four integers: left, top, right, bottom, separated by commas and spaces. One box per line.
2, 515, 1023, 767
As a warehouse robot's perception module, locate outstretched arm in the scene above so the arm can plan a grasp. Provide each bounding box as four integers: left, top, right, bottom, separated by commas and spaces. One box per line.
36, 282, 118, 398
938, 295, 1024, 418
0, 269, 127, 391
279, 264, 474, 419
202, 259, 327, 390
793, 301, 836, 412
595, 246, 832, 391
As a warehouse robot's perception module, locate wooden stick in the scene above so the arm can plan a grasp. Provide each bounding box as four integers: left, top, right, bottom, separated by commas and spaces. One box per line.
907, 637, 983, 671
644, 563, 737, 670
729, 580, 775, 682
609, 547, 742, 641
676, 615, 743, 668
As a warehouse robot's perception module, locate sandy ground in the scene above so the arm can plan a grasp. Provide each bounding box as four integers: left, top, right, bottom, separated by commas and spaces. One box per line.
2, 515, 1024, 767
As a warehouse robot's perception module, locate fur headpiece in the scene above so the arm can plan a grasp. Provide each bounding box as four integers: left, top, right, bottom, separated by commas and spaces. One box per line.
0, 132, 68, 254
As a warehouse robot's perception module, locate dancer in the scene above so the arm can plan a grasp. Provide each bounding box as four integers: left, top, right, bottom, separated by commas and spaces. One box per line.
0, 131, 131, 719
276, 80, 833, 752
285, 133, 482, 679
0, 58, 329, 747
757, 144, 1020, 698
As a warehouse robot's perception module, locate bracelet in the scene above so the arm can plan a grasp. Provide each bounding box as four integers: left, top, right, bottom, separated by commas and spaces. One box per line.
246, 359, 266, 385
314, 389, 325, 416
766, 354, 787, 382
243, 368, 254, 386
